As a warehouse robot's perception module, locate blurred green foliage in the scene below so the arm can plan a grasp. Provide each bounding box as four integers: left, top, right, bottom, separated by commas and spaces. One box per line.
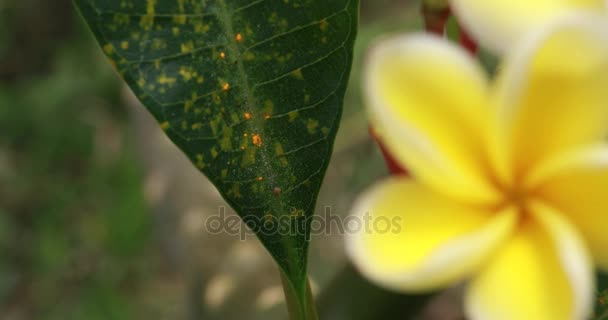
0, 1, 153, 318
0, 0, 417, 318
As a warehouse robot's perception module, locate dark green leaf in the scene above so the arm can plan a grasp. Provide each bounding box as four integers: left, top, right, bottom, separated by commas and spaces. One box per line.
596, 272, 608, 320
73, 0, 359, 311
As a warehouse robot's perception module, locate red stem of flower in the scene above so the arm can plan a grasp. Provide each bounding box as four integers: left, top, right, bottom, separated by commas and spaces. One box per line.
458, 24, 479, 55
421, 4, 451, 36
369, 126, 408, 176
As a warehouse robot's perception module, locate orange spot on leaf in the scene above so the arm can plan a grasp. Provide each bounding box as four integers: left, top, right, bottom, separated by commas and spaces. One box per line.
252, 134, 262, 147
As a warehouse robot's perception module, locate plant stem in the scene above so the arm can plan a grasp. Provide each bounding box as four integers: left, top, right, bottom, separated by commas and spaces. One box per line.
281, 272, 318, 320
368, 126, 408, 176
421, 3, 451, 36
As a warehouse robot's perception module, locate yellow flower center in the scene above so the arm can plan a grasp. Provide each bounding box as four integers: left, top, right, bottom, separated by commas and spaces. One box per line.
503, 184, 529, 210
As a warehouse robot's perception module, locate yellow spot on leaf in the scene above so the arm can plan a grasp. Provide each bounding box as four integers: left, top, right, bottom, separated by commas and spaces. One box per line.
184, 101, 193, 113
304, 94, 311, 104
173, 14, 187, 25
146, 0, 156, 14
230, 112, 239, 123
179, 67, 193, 81
274, 52, 294, 64
275, 143, 288, 166
262, 100, 274, 117
210, 117, 220, 135
220, 126, 233, 151
321, 127, 330, 136
114, 13, 130, 25
241, 147, 257, 167
231, 183, 242, 198
307, 119, 319, 134
194, 22, 210, 33
196, 154, 205, 169
157, 74, 177, 85
103, 43, 115, 54
139, 15, 154, 30
141, 0, 156, 29
291, 68, 304, 80
181, 41, 194, 53
243, 51, 256, 61
319, 19, 329, 32
288, 110, 299, 122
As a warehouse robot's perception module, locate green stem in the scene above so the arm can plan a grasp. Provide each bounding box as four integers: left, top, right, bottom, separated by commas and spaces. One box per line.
281, 272, 318, 320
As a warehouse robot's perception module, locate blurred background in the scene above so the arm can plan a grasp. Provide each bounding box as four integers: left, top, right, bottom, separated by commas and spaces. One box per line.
0, 0, 471, 319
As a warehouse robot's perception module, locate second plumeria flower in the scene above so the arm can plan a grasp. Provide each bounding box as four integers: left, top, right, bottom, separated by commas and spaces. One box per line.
347, 14, 608, 320
450, 0, 607, 53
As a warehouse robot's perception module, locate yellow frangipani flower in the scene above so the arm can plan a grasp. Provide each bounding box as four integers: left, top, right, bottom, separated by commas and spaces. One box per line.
347, 14, 608, 320
450, 0, 607, 53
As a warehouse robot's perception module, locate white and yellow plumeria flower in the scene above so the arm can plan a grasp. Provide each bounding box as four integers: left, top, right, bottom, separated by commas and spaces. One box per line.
450, 0, 607, 53
347, 14, 608, 320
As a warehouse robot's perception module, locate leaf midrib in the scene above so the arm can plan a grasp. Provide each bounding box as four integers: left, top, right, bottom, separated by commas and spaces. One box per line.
215, 1, 306, 287
215, 0, 278, 183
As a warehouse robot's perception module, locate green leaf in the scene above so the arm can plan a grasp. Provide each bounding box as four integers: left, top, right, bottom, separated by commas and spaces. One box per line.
445, 16, 460, 45
73, 0, 359, 316
596, 272, 608, 320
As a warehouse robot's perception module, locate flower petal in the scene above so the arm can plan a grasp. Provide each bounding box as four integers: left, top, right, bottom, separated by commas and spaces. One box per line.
466, 201, 594, 320
345, 178, 517, 292
450, 0, 605, 53
365, 34, 499, 204
489, 14, 608, 185
530, 145, 608, 270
